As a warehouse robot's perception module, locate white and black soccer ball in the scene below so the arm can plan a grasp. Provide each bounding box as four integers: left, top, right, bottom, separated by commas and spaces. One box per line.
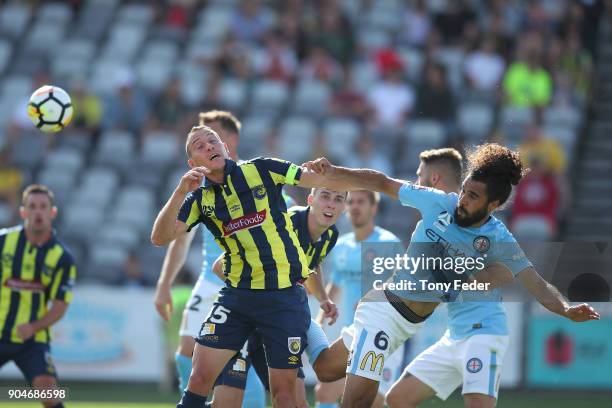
27, 85, 73, 133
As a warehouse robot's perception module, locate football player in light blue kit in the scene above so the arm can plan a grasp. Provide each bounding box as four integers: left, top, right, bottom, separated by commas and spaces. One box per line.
304, 144, 600, 408
389, 147, 514, 408
154, 111, 268, 407
315, 190, 404, 408
388, 146, 598, 408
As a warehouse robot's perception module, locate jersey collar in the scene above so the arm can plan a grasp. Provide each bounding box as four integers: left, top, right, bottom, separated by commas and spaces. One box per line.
21, 225, 58, 249
204, 159, 237, 188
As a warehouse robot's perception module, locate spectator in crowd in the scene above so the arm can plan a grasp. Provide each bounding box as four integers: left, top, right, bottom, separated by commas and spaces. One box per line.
464, 36, 506, 92
329, 69, 370, 121
558, 32, 593, 105
162, 0, 193, 34
503, 47, 553, 109
399, 0, 431, 48
368, 49, 415, 128
120, 251, 148, 287
299, 46, 343, 83
511, 157, 560, 238
344, 132, 392, 175
69, 78, 103, 134
102, 70, 150, 136
0, 148, 22, 222
433, 0, 476, 45
414, 61, 455, 123
231, 0, 273, 43
308, 1, 355, 66
254, 29, 298, 82
148, 77, 186, 134
213, 33, 253, 79
519, 123, 567, 176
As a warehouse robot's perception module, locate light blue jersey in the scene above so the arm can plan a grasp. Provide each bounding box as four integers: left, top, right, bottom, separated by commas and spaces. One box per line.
395, 183, 532, 305
330, 226, 402, 328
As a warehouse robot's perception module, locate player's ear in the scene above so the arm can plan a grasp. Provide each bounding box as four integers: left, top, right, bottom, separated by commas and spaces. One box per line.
431, 171, 440, 187
487, 199, 500, 213
18, 206, 26, 220
223, 143, 230, 157
50, 206, 58, 219
307, 194, 314, 206
187, 158, 195, 168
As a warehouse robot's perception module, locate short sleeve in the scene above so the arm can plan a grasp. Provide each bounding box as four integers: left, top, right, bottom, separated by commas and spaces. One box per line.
255, 157, 302, 186
50, 252, 77, 303
491, 229, 532, 276
398, 182, 450, 213
178, 189, 204, 232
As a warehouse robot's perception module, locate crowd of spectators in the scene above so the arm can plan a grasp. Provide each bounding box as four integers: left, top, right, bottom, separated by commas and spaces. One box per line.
0, 0, 604, 285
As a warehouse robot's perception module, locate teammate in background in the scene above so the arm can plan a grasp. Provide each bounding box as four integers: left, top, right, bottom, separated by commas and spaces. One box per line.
153, 111, 266, 407
304, 144, 600, 408
0, 184, 77, 408
151, 125, 353, 408
315, 190, 404, 408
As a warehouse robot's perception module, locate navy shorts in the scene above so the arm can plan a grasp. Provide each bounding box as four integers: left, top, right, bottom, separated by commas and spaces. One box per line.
248, 330, 304, 391
197, 285, 310, 369
0, 341, 57, 384
213, 344, 250, 390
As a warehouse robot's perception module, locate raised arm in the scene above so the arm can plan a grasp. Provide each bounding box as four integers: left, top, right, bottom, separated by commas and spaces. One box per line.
298, 158, 404, 200
517, 266, 600, 322
151, 166, 208, 246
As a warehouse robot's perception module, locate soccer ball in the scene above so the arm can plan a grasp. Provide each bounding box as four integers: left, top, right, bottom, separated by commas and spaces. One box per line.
27, 85, 73, 132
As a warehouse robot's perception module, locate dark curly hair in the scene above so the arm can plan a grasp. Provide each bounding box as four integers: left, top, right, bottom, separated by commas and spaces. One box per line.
466, 143, 526, 206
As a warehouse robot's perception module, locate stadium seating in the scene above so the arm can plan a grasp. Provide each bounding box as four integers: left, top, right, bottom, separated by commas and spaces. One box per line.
0, 0, 589, 285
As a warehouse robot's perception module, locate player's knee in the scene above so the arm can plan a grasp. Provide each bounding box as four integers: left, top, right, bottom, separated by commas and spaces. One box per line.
313, 359, 342, 383
212, 389, 243, 408
386, 387, 417, 408
343, 393, 376, 408
315, 382, 332, 401
187, 368, 213, 392
270, 388, 294, 407
178, 336, 195, 357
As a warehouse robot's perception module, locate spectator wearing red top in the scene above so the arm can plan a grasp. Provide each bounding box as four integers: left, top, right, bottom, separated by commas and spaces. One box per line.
511, 158, 560, 239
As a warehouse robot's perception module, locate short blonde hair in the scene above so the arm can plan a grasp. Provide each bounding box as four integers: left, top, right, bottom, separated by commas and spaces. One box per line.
198, 110, 241, 135
185, 125, 220, 158
348, 190, 380, 205
419, 148, 464, 186
22, 184, 55, 206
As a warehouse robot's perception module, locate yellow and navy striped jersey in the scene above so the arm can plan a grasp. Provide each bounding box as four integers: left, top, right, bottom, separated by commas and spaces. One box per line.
178, 158, 309, 290
0, 225, 77, 344
288, 206, 339, 270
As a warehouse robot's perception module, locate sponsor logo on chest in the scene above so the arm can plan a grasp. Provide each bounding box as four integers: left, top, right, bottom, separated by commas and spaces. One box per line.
222, 209, 267, 236
5, 278, 45, 292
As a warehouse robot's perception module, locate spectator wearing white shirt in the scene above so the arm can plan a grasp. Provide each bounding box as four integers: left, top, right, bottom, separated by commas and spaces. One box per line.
367, 66, 415, 129
464, 37, 506, 92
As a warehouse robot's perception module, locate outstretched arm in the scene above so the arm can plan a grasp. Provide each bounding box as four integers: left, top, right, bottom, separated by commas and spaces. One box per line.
471, 262, 515, 289
298, 158, 404, 200
517, 266, 600, 322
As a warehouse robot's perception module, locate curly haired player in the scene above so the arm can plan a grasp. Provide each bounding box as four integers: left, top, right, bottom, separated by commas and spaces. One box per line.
304, 143, 600, 408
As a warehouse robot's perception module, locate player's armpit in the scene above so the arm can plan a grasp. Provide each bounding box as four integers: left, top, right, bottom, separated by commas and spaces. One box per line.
211, 253, 225, 281
471, 262, 515, 289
